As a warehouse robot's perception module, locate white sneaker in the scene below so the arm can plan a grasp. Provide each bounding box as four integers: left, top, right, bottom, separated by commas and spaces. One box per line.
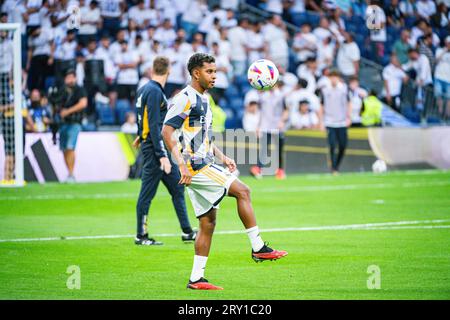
66, 175, 76, 184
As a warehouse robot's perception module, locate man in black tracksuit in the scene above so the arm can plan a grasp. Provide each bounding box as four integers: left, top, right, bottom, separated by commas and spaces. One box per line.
134, 56, 196, 245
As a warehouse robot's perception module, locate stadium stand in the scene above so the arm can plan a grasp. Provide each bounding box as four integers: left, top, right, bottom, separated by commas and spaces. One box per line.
1, 0, 449, 132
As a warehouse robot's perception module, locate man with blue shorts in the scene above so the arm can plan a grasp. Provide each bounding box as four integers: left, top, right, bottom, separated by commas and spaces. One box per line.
58, 70, 87, 183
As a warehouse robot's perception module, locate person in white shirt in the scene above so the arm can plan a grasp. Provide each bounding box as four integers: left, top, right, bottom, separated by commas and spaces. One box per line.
95, 35, 117, 83
176, 29, 194, 57
220, 0, 239, 10
100, 0, 124, 38
209, 42, 232, 103
290, 100, 320, 130
26, 0, 43, 29
250, 82, 289, 180
285, 78, 321, 116
317, 36, 335, 72
243, 100, 261, 133
157, 0, 178, 27
313, 17, 333, 42
164, 39, 188, 98
128, 0, 154, 30
319, 70, 351, 174
48, 14, 66, 58
198, 4, 227, 36
26, 26, 54, 91
137, 66, 151, 90
244, 88, 262, 107
399, 0, 417, 17
278, 67, 299, 92
81, 39, 112, 120
403, 48, 433, 112
317, 67, 332, 91
141, 25, 155, 42
140, 39, 164, 74
410, 19, 428, 48
205, 18, 222, 49
109, 28, 127, 58
78, 0, 101, 47
10, 0, 28, 39
329, 8, 346, 33
218, 27, 232, 59
154, 19, 177, 48
416, 0, 437, 19
114, 40, 140, 103
55, 29, 77, 62
191, 33, 208, 53
263, 14, 289, 71
347, 77, 368, 126
336, 32, 360, 81
266, 0, 283, 14
296, 57, 320, 93
434, 36, 450, 117
246, 21, 265, 65
365, 1, 387, 64
88, 35, 117, 108
292, 23, 318, 65
180, 0, 208, 41
221, 9, 238, 28
403, 48, 433, 87
227, 17, 249, 77
382, 54, 408, 112
120, 111, 138, 134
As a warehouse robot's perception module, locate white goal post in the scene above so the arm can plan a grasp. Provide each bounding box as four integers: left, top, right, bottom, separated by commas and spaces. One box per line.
0, 23, 24, 187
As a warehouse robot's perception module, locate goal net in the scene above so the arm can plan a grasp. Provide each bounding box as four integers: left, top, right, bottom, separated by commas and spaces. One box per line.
0, 23, 24, 187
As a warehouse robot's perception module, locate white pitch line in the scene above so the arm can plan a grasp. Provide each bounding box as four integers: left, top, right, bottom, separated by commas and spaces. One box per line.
1, 180, 449, 201
364, 225, 450, 230
260, 180, 450, 193
0, 219, 449, 243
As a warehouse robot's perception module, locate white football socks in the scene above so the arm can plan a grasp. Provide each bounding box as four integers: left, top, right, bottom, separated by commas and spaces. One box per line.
190, 255, 208, 282
246, 226, 265, 252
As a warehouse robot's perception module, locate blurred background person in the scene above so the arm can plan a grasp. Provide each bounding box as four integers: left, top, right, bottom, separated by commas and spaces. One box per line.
319, 70, 351, 175
250, 82, 289, 180
120, 111, 138, 134
228, 17, 249, 77
28, 89, 51, 133
58, 70, 88, 183
348, 76, 368, 127
243, 100, 260, 133
290, 100, 320, 130
336, 32, 360, 82
361, 89, 383, 127
383, 54, 409, 112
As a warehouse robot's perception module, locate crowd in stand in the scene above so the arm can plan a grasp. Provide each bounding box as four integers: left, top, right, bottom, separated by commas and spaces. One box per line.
0, 0, 449, 134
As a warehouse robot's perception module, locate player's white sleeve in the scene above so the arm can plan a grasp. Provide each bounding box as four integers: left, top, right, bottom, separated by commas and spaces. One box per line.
164, 93, 191, 129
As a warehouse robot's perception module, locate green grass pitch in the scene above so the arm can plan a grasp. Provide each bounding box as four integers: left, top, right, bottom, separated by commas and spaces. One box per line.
0, 170, 449, 300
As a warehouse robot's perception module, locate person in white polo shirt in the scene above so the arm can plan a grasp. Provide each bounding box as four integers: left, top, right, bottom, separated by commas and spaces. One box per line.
382, 54, 408, 112
113, 40, 139, 105
100, 0, 124, 38
336, 32, 360, 82
319, 69, 351, 174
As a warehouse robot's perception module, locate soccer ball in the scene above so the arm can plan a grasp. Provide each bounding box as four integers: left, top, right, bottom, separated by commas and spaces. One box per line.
372, 159, 387, 173
247, 59, 279, 91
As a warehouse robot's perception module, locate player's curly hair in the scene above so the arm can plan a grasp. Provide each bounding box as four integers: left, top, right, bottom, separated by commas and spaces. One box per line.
187, 53, 215, 75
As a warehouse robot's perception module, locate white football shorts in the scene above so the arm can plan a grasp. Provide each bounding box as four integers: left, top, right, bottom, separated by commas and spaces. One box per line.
186, 163, 237, 217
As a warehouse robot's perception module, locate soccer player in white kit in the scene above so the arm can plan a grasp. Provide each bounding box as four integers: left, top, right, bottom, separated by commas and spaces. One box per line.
162, 53, 288, 290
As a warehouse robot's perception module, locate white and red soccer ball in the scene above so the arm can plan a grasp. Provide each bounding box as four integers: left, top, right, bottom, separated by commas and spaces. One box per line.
247, 59, 279, 91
